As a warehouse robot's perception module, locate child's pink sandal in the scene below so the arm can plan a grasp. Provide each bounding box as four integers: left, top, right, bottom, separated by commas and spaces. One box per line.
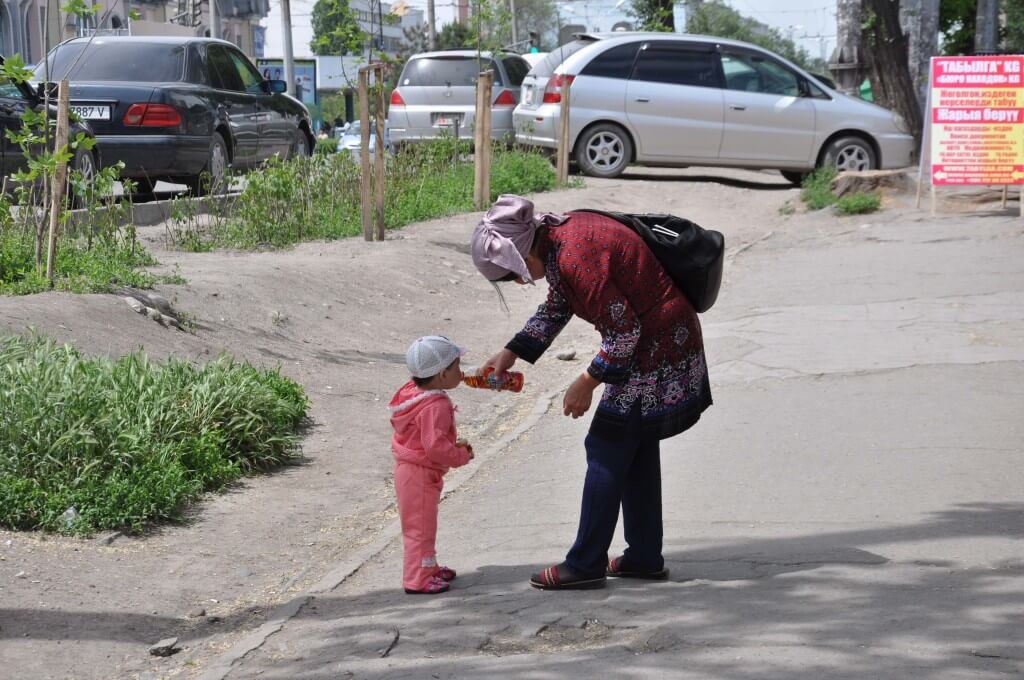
437, 566, 457, 581
405, 576, 450, 595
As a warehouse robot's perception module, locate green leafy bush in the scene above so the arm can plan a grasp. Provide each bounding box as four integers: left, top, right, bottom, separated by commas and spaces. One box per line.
836, 192, 882, 215
0, 334, 309, 534
800, 167, 838, 211
171, 140, 558, 251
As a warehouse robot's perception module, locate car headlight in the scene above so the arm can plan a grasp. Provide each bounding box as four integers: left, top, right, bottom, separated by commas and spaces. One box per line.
891, 112, 910, 134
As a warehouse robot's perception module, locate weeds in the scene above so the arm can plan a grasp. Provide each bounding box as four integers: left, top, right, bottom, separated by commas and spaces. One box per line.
800, 167, 839, 211
169, 140, 557, 251
0, 334, 309, 534
836, 192, 882, 215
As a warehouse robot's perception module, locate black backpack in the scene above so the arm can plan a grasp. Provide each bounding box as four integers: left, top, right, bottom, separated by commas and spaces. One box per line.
573, 209, 725, 313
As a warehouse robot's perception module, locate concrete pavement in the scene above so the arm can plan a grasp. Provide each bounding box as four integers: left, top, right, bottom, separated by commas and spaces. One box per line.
197, 208, 1024, 679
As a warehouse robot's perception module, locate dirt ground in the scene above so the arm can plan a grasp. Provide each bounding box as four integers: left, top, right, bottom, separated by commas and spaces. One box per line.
0, 166, 1010, 680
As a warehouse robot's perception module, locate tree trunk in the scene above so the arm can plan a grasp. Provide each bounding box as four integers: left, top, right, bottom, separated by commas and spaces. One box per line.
901, 0, 940, 111
975, 0, 1000, 54
861, 0, 923, 146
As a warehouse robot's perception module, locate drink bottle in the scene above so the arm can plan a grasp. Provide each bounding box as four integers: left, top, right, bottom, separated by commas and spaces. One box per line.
462, 367, 524, 392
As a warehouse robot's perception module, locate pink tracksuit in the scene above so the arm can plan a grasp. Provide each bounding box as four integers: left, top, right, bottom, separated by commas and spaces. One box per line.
388, 381, 473, 591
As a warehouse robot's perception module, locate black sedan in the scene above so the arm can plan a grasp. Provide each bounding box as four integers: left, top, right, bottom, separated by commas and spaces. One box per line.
1, 55, 99, 206
35, 36, 314, 196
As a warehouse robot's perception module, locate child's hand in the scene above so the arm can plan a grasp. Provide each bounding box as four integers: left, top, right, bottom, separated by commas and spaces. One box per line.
456, 438, 474, 460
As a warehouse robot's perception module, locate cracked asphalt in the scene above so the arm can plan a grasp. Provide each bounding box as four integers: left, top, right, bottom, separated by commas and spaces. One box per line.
194, 190, 1024, 679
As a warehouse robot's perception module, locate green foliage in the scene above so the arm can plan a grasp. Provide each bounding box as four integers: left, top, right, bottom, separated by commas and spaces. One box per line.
629, 0, 675, 32
437, 21, 474, 50
170, 141, 557, 251
836, 192, 882, 215
799, 167, 838, 211
61, 0, 99, 17
310, 0, 365, 56
687, 1, 815, 70
0, 334, 309, 534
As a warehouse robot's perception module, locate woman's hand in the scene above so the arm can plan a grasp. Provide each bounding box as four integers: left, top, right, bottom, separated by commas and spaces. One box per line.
482, 348, 518, 378
563, 372, 600, 419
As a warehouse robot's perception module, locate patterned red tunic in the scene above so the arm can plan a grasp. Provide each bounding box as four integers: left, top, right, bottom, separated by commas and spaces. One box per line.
505, 211, 712, 440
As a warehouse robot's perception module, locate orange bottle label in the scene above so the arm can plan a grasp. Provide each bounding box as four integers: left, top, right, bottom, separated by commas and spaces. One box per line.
462, 368, 524, 392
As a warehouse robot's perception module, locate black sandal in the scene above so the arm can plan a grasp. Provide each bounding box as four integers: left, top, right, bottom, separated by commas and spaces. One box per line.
530, 563, 606, 590
606, 556, 669, 580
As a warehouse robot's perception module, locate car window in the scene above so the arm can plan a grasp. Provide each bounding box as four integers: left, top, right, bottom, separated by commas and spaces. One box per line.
207, 45, 244, 91
186, 45, 208, 86
631, 46, 719, 88
400, 57, 504, 87
502, 56, 529, 86
580, 42, 642, 79
227, 49, 265, 95
0, 78, 25, 99
528, 39, 596, 77
38, 42, 185, 81
721, 52, 800, 96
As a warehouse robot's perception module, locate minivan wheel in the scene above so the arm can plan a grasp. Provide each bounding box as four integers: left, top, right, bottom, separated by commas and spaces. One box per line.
822, 136, 876, 172
575, 123, 632, 178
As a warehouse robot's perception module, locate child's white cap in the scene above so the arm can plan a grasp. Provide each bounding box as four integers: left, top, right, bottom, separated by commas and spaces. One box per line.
406, 335, 465, 378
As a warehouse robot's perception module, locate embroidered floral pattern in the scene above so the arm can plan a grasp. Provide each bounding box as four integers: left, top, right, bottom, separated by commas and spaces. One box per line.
505, 212, 711, 438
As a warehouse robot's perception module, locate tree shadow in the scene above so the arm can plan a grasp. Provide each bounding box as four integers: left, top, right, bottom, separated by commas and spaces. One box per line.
5, 503, 1020, 679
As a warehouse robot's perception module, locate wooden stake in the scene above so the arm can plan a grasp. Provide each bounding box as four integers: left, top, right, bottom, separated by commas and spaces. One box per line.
1020, 185, 1023, 218
1001, 185, 1008, 209
46, 79, 70, 287
374, 64, 386, 241
556, 77, 572, 185
358, 68, 372, 241
930, 183, 937, 217
479, 70, 493, 207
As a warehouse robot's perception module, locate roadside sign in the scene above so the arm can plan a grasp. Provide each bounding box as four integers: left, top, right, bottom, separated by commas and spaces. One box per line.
928, 55, 1024, 186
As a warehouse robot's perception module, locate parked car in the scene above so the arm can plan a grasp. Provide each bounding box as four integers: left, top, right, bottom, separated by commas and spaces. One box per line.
0, 56, 99, 207
336, 120, 391, 157
513, 33, 915, 182
388, 50, 531, 147
34, 36, 314, 195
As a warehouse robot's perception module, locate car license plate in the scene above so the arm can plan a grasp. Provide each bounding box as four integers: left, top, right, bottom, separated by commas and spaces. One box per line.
70, 105, 111, 121
523, 87, 534, 106
433, 113, 461, 128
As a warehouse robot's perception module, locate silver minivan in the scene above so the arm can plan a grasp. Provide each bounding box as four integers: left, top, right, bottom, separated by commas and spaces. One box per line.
514, 33, 916, 182
389, 50, 531, 146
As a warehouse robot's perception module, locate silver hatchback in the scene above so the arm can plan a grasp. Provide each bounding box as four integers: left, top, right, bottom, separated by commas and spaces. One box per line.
389, 50, 530, 146
514, 33, 916, 182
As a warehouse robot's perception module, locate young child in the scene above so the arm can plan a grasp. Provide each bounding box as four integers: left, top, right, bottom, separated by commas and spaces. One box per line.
388, 335, 475, 594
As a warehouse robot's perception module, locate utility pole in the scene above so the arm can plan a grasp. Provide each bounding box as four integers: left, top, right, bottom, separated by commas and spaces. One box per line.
510, 0, 518, 46
281, 0, 296, 98
427, 0, 436, 49
975, 0, 999, 54
210, 0, 220, 39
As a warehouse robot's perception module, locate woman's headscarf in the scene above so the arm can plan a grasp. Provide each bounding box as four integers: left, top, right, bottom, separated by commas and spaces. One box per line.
471, 194, 566, 284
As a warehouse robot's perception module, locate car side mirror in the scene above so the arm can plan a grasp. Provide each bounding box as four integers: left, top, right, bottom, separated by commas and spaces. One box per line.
797, 79, 812, 98
264, 79, 287, 94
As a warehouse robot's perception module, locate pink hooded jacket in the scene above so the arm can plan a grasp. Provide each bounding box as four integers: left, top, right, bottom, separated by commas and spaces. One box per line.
388, 381, 472, 471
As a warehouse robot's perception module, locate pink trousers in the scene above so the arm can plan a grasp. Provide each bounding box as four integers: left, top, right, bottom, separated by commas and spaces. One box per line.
394, 462, 444, 591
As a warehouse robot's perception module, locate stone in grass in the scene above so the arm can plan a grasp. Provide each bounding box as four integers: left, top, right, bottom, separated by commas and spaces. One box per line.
145, 307, 163, 323
148, 637, 180, 657
124, 297, 146, 314
145, 293, 174, 316
555, 349, 577, 361
186, 607, 206, 619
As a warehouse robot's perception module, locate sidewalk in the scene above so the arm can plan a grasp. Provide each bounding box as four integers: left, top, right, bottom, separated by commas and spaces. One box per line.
197, 209, 1024, 679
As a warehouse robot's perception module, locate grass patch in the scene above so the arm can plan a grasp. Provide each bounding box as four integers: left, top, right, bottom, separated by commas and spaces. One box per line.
799, 167, 839, 211
0, 195, 166, 296
169, 140, 559, 251
0, 334, 309, 534
835, 192, 882, 215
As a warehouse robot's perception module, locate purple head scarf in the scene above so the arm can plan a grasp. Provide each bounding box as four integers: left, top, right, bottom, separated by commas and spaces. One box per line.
471, 194, 566, 283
